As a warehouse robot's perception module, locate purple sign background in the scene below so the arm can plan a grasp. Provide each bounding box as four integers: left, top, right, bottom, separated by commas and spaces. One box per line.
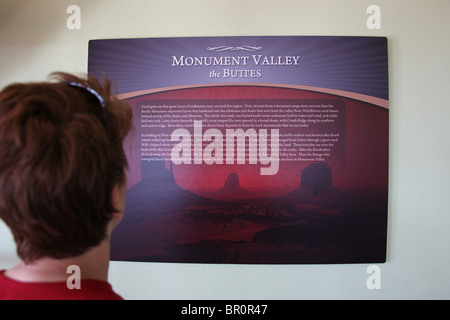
89, 36, 388, 101
88, 36, 389, 264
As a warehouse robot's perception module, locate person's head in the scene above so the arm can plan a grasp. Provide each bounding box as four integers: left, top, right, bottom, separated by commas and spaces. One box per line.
0, 72, 133, 264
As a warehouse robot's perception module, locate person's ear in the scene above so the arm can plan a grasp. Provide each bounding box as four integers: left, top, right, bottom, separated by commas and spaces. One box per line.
108, 184, 126, 232
111, 183, 126, 216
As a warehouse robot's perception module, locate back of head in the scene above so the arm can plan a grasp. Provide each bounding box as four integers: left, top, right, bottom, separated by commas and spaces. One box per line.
0, 72, 133, 263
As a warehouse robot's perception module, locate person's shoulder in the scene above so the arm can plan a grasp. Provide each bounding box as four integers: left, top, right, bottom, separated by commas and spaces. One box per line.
79, 279, 124, 300
0, 271, 123, 300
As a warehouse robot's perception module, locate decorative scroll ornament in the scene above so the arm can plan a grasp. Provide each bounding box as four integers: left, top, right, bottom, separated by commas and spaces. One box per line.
207, 46, 263, 52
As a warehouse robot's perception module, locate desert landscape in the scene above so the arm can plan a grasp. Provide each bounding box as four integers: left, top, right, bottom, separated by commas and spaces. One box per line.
110, 159, 387, 264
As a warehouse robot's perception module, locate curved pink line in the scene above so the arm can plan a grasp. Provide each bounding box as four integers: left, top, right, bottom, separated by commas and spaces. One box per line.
117, 83, 389, 109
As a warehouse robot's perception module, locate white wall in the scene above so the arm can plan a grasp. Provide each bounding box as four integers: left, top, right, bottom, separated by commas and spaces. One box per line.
1, 0, 450, 299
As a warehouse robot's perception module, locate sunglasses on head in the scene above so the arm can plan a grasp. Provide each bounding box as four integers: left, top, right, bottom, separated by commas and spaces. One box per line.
64, 81, 110, 138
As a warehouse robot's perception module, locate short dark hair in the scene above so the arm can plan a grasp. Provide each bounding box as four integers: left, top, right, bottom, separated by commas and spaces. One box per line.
0, 72, 133, 263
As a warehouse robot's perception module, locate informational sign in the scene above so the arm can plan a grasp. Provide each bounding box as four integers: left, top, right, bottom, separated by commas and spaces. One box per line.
89, 36, 389, 264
